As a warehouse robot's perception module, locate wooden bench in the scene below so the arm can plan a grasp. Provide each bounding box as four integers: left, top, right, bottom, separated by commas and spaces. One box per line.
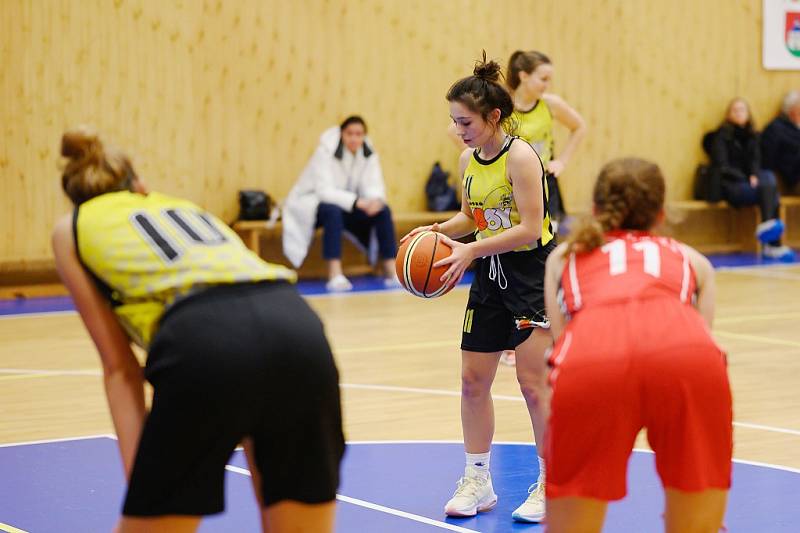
232, 211, 460, 278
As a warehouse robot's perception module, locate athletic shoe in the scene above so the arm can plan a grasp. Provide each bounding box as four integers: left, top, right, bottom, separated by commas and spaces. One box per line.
763, 244, 796, 261
756, 219, 785, 244
326, 274, 353, 292
500, 350, 516, 366
511, 481, 546, 523
383, 274, 403, 289
444, 469, 498, 517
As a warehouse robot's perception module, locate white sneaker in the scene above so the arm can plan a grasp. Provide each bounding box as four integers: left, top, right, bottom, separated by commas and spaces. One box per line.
325, 274, 353, 292
383, 274, 403, 289
444, 469, 498, 517
763, 244, 796, 261
511, 481, 546, 523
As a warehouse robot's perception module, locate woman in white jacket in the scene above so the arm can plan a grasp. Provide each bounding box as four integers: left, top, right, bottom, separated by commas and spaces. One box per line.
283, 116, 399, 291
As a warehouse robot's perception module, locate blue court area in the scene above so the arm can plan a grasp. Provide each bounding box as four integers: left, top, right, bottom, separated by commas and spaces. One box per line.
1, 250, 797, 317
1, 438, 798, 532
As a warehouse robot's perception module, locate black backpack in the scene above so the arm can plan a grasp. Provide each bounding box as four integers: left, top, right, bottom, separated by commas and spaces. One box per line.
693, 131, 722, 202
425, 162, 460, 212
238, 190, 274, 220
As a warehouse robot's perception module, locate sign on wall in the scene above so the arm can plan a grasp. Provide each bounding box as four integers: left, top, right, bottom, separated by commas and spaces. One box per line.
764, 0, 800, 69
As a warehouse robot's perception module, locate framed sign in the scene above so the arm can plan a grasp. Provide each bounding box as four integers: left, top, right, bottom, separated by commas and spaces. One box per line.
763, 0, 800, 69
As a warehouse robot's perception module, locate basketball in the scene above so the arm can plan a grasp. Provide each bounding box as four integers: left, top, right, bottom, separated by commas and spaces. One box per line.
395, 231, 454, 298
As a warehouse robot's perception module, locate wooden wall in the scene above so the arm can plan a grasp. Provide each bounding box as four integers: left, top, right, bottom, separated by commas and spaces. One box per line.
1, 0, 797, 268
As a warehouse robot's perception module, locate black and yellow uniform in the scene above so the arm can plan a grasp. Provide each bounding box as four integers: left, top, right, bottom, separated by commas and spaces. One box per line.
513, 98, 567, 222
461, 137, 556, 352
512, 99, 554, 166
75, 191, 344, 516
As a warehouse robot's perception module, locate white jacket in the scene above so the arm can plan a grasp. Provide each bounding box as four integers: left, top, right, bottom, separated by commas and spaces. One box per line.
282, 126, 386, 267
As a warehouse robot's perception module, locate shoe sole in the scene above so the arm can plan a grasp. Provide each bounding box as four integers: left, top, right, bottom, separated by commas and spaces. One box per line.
512, 510, 545, 523
444, 497, 498, 517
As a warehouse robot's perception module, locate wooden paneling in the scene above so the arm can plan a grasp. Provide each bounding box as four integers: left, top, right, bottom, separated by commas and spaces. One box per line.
2, 0, 797, 268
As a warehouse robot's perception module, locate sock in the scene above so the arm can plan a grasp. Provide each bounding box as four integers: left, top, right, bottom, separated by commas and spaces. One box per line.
537, 455, 546, 482
465, 452, 491, 478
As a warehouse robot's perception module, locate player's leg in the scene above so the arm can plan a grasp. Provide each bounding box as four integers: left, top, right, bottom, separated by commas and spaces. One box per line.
117, 516, 201, 533
545, 497, 607, 533
664, 488, 728, 533
243, 439, 336, 533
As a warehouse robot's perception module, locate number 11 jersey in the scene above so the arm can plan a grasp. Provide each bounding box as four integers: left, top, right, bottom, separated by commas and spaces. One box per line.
558, 230, 698, 316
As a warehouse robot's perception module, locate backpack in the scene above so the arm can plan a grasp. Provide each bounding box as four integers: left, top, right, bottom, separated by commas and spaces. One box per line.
425, 162, 460, 212
238, 190, 274, 220
693, 131, 722, 202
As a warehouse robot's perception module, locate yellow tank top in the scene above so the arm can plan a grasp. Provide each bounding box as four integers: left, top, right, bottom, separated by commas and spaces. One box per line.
75, 191, 296, 348
463, 137, 554, 251
512, 99, 554, 165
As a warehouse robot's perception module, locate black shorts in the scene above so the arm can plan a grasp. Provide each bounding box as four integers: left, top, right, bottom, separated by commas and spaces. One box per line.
461, 241, 556, 353
123, 281, 345, 517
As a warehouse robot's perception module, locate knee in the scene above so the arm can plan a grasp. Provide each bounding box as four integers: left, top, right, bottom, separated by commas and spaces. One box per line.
517, 372, 548, 406
375, 204, 393, 221
317, 203, 343, 224
461, 369, 493, 400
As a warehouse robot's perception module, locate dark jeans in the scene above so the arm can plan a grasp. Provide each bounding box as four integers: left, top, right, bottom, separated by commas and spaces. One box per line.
315, 202, 397, 261
721, 169, 781, 245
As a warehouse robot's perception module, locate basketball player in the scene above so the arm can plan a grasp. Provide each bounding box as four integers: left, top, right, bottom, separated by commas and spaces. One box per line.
404, 53, 555, 523
543, 158, 732, 533
499, 50, 587, 367
52, 126, 344, 533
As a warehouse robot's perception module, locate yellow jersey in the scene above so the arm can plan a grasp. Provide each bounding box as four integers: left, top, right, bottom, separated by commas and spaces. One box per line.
512, 99, 554, 165
463, 137, 554, 251
75, 191, 296, 348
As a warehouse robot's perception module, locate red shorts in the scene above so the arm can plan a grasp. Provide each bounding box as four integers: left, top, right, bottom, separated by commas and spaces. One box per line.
545, 299, 732, 501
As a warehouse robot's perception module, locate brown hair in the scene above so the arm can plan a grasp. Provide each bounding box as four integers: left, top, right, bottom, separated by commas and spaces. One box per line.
506, 50, 552, 91
566, 158, 666, 254
60, 126, 137, 205
446, 51, 516, 134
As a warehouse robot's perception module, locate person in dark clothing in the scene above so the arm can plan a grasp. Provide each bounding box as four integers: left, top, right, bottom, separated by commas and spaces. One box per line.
761, 90, 800, 192
710, 98, 794, 260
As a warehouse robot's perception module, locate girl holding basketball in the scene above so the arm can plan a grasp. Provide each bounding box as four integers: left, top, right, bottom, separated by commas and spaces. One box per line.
404, 53, 555, 523
542, 158, 732, 532
52, 126, 344, 533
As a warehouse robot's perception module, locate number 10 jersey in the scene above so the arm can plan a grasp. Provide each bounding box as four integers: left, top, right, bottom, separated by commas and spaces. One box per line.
75, 190, 296, 347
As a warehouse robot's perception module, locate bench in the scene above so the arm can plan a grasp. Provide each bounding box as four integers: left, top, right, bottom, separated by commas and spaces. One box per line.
232, 211, 460, 278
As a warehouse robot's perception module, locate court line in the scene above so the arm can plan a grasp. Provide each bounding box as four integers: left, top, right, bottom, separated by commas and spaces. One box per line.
0, 434, 115, 448
224, 464, 478, 532
714, 312, 800, 324
341, 383, 800, 437
0, 522, 30, 533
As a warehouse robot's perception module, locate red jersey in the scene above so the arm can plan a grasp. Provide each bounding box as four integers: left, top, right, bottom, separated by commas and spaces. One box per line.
559, 231, 697, 315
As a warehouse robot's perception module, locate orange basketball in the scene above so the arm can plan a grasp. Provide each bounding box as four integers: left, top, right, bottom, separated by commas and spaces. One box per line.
395, 231, 454, 298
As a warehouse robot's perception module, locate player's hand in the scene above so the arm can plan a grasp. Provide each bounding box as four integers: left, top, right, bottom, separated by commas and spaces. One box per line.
400, 223, 440, 244
434, 235, 475, 289
546, 159, 565, 177
749, 175, 759, 188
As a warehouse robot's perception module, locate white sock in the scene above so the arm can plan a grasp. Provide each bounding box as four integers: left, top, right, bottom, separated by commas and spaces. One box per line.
465, 452, 491, 478
537, 455, 546, 483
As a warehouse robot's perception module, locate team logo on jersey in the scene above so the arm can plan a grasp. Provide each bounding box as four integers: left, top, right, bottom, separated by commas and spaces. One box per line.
471, 185, 515, 231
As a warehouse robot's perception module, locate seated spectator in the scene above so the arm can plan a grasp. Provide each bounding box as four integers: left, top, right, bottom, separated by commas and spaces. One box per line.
761, 90, 800, 193
283, 116, 399, 291
709, 98, 794, 260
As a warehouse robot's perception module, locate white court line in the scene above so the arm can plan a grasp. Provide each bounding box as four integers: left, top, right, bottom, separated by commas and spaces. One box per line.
224, 464, 477, 532
0, 310, 76, 320
341, 382, 800, 437
0, 434, 115, 448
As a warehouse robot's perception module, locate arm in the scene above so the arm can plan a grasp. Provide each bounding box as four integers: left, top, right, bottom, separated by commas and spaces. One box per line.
710, 127, 747, 182
544, 243, 570, 340
680, 243, 716, 328
52, 215, 146, 479
308, 143, 359, 211
543, 93, 587, 176
436, 141, 544, 286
